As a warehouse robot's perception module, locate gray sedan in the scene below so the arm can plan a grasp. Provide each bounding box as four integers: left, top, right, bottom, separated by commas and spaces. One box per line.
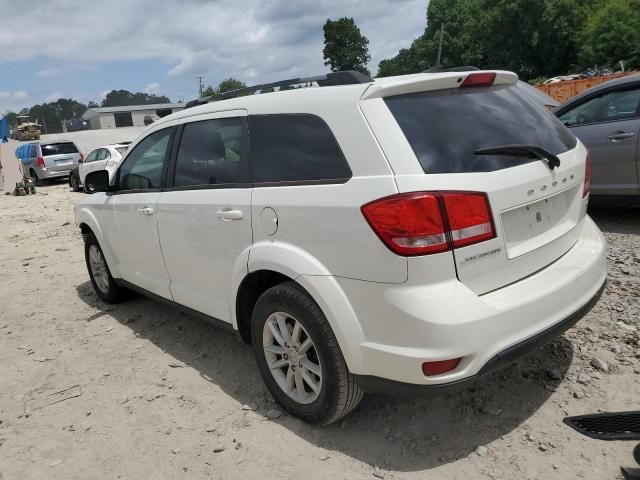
555, 74, 640, 201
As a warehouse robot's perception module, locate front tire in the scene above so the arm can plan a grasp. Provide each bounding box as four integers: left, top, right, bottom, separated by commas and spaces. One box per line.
251, 282, 363, 424
84, 233, 125, 303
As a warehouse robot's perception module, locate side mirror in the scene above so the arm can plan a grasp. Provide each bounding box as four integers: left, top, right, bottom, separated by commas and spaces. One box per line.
84, 170, 111, 193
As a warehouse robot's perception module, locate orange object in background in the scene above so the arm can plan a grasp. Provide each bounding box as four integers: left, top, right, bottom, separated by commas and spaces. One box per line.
535, 71, 637, 103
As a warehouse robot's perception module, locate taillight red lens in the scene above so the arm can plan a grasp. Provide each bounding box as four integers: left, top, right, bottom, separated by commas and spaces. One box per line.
583, 152, 590, 198
36, 156, 45, 167
442, 192, 495, 248
460, 72, 496, 88
422, 358, 461, 376
362, 191, 495, 256
361, 192, 448, 256
79, 152, 84, 162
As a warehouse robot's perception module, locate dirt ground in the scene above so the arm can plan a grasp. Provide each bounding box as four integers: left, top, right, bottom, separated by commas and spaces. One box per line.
0, 168, 639, 479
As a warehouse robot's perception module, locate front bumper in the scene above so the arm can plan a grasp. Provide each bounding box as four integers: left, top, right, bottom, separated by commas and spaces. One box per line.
337, 216, 607, 388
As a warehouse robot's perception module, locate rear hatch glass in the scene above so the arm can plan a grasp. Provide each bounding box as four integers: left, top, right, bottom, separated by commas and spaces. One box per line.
385, 85, 576, 174
41, 142, 79, 156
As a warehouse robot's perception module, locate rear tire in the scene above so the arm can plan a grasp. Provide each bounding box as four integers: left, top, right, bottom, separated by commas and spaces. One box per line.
30, 169, 42, 187
84, 233, 125, 303
251, 281, 363, 424
69, 173, 80, 192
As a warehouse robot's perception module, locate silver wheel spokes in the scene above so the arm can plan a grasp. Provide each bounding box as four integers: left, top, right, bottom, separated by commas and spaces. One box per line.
263, 312, 322, 404
89, 245, 109, 293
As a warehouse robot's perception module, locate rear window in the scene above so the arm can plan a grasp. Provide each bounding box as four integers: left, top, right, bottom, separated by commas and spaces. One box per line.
385, 85, 577, 174
249, 114, 351, 184
41, 142, 79, 156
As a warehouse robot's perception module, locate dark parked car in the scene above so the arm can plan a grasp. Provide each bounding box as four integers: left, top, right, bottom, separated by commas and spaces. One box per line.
556, 74, 640, 202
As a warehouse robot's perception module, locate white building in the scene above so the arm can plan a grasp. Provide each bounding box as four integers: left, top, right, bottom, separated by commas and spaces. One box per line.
82, 103, 185, 129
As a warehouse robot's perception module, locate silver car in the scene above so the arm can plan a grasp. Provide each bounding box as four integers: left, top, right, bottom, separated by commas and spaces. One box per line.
15, 141, 83, 185
556, 74, 640, 201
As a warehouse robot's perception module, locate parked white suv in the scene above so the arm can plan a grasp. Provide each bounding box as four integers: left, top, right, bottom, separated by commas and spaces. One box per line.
75, 70, 607, 424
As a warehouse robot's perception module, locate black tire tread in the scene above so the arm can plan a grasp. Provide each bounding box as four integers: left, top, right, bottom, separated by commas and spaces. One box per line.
252, 281, 363, 425
84, 233, 125, 304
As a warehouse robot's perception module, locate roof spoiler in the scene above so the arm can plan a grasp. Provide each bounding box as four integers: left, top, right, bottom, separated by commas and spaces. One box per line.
184, 70, 372, 109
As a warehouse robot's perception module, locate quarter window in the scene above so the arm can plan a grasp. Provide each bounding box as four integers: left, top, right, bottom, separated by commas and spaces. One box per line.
174, 118, 248, 187
118, 128, 173, 191
249, 114, 351, 184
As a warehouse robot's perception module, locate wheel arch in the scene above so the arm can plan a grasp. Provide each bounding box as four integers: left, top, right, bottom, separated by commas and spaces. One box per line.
233, 242, 365, 372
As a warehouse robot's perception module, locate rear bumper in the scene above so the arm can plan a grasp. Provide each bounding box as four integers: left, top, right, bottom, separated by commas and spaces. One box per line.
37, 167, 74, 179
336, 216, 607, 387
354, 279, 605, 394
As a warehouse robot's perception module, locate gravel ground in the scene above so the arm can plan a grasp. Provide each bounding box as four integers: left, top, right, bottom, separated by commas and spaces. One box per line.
0, 177, 638, 479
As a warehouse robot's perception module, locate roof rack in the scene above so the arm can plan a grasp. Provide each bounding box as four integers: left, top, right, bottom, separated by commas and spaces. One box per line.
184, 70, 372, 109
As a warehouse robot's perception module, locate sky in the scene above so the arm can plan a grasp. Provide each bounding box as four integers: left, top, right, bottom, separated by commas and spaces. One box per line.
0, 0, 428, 114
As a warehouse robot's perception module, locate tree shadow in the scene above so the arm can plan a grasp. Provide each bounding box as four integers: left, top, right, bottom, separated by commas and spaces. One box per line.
76, 280, 574, 472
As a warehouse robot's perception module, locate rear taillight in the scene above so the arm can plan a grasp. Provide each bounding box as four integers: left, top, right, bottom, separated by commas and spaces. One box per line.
583, 152, 590, 198
36, 156, 45, 167
79, 152, 84, 163
460, 72, 496, 88
361, 191, 495, 257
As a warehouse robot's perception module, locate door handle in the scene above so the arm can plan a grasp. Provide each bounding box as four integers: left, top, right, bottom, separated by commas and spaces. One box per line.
216, 208, 243, 221
137, 207, 155, 216
607, 131, 635, 141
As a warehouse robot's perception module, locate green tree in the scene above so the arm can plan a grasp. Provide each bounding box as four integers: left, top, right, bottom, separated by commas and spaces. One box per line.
29, 98, 89, 134
201, 78, 247, 97
101, 90, 171, 107
579, 0, 640, 69
3, 111, 19, 128
323, 17, 371, 76
217, 78, 247, 93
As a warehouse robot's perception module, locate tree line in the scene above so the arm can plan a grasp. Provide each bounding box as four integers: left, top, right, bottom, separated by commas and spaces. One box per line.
377, 0, 640, 81
3, 90, 171, 134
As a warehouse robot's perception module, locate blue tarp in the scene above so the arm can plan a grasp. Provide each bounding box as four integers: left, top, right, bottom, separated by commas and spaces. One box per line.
1, 117, 7, 143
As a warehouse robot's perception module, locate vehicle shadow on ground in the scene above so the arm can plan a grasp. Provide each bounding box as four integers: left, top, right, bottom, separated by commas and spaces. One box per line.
589, 205, 640, 235
76, 281, 574, 472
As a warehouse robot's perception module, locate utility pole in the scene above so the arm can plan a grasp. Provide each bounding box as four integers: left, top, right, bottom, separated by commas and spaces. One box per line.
436, 23, 444, 68
196, 76, 205, 97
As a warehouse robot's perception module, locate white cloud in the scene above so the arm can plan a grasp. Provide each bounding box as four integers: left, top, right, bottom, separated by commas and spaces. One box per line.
144, 82, 160, 95
0, 91, 29, 113
97, 90, 111, 101
0, 0, 427, 86
36, 68, 62, 79
46, 92, 62, 102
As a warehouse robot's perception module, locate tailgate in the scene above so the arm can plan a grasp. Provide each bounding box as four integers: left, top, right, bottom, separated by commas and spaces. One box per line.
363, 71, 589, 294
41, 143, 80, 172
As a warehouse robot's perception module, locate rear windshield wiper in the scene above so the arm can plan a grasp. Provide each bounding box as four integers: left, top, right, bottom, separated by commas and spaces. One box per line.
474, 144, 561, 170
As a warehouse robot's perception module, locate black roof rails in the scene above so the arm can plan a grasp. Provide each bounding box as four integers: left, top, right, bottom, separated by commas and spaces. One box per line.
422, 65, 480, 73
184, 70, 372, 109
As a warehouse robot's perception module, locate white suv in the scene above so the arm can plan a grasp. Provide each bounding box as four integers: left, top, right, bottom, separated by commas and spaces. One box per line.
75, 70, 607, 424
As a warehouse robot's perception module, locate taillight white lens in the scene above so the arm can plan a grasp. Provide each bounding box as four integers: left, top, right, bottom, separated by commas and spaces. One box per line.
441, 192, 495, 248
362, 191, 496, 256
583, 152, 591, 198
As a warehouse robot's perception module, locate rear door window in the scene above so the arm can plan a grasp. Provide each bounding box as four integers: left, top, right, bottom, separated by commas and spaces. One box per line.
173, 117, 249, 187
558, 86, 640, 126
385, 85, 577, 174
41, 142, 79, 156
249, 114, 351, 184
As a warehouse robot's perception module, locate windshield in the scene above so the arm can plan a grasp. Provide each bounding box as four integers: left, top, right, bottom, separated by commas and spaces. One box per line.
385, 85, 577, 174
